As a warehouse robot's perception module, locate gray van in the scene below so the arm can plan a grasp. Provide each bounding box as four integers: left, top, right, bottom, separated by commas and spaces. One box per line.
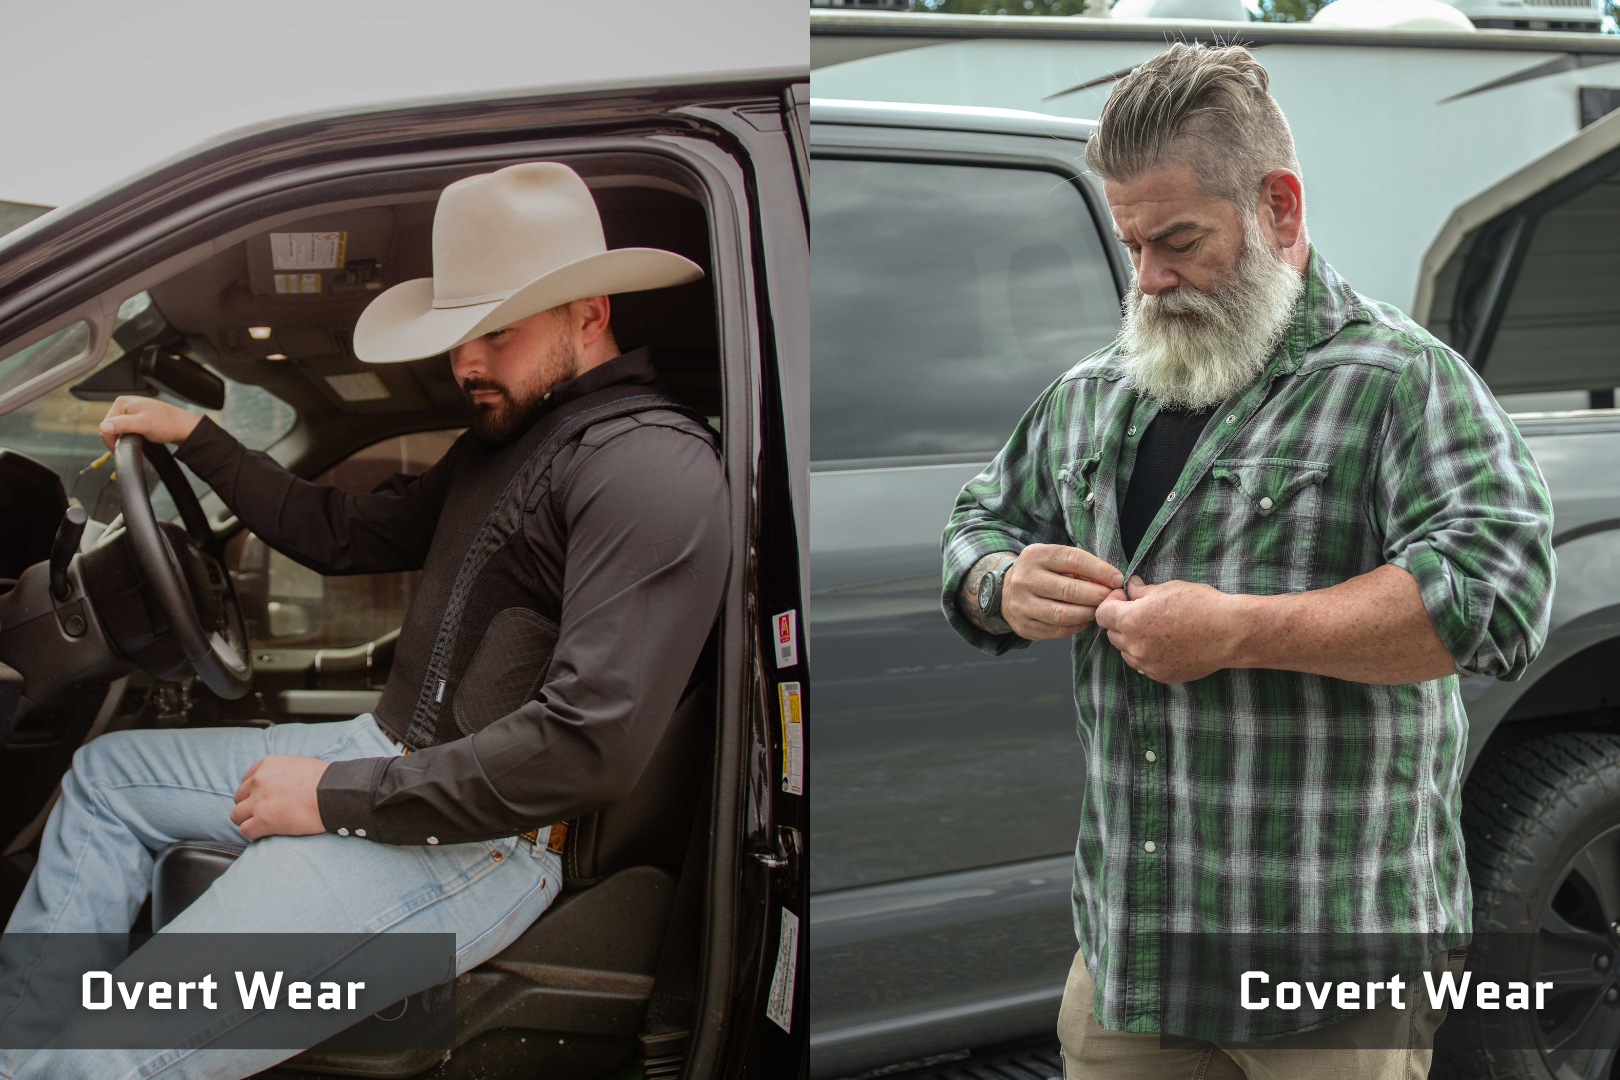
809, 98, 1620, 1080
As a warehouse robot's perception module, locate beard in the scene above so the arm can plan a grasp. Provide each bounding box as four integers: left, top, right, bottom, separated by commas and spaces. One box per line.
461, 335, 580, 444
1119, 214, 1304, 411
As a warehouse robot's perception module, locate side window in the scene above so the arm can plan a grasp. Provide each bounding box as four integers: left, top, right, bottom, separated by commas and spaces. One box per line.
809, 157, 1121, 465
0, 321, 93, 401
0, 296, 298, 525
1437, 170, 1620, 415
224, 429, 463, 648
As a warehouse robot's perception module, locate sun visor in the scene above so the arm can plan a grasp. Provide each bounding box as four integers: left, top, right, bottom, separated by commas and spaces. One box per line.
245, 208, 395, 300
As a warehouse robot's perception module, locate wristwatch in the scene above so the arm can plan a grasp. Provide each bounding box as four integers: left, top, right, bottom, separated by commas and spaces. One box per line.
977, 559, 1014, 620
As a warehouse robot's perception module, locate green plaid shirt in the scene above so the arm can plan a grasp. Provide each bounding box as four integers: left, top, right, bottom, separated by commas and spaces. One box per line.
941, 249, 1555, 1036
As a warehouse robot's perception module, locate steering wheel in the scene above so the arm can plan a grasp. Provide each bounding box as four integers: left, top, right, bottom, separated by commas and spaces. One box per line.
113, 434, 253, 699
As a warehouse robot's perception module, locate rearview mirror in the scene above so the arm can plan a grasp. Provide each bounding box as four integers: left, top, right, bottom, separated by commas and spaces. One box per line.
70, 346, 226, 411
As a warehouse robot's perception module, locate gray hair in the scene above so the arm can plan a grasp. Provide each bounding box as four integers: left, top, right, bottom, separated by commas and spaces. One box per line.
1084, 43, 1301, 208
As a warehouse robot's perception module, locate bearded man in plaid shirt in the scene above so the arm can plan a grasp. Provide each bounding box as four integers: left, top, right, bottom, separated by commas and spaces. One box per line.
941, 43, 1555, 1080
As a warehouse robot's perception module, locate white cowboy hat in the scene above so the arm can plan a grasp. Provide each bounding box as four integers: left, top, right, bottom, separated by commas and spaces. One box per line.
353, 161, 704, 363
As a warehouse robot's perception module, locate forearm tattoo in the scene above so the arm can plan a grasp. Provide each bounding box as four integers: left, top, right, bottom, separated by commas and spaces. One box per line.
958, 551, 1018, 636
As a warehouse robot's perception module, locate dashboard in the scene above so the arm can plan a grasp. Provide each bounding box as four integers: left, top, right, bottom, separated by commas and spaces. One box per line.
0, 449, 69, 584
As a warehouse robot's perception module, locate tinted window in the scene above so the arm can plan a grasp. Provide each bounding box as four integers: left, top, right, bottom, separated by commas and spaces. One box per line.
810, 158, 1120, 463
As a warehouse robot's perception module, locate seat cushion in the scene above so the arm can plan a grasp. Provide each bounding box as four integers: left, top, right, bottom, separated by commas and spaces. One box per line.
147, 842, 676, 1077
150, 840, 246, 931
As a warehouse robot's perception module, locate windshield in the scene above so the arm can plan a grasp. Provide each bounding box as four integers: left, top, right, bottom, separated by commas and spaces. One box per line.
0, 298, 296, 524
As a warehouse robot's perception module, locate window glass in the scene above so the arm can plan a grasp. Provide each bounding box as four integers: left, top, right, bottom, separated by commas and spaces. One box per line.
810, 158, 1121, 463
0, 359, 296, 526
224, 429, 463, 648
1477, 176, 1620, 400
0, 295, 298, 523
0, 321, 93, 401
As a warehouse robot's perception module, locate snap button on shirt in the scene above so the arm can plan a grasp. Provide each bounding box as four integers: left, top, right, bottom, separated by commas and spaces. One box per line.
1143, 841, 1157, 853
355, 829, 366, 838
427, 837, 439, 845
1260, 496, 1274, 510
336, 828, 349, 837
1145, 750, 1157, 762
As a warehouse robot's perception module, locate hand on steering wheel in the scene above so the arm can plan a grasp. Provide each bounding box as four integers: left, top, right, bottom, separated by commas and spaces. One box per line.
112, 433, 253, 699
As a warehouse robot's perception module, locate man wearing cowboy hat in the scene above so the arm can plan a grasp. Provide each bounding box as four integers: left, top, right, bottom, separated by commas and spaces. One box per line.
0, 162, 729, 1080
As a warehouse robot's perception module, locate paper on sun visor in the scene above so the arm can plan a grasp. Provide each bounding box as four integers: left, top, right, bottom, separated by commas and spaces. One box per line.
271, 231, 347, 271
324, 372, 391, 403
273, 274, 322, 295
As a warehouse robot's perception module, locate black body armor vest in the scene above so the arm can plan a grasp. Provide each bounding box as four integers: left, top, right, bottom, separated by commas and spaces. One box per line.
372, 384, 711, 750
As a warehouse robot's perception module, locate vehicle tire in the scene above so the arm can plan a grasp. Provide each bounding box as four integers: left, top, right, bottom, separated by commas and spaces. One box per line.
1435, 733, 1620, 1080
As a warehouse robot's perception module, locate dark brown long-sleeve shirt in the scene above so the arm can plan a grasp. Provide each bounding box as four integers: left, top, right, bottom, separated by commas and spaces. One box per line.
175, 348, 729, 844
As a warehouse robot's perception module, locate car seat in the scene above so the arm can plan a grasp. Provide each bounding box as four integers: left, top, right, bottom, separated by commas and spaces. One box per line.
146, 666, 714, 1079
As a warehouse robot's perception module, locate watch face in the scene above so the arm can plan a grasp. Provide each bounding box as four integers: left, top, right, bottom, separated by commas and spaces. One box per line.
978, 569, 996, 614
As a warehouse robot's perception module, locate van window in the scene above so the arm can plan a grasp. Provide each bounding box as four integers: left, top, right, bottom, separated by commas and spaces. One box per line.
810, 158, 1120, 464
1443, 171, 1620, 409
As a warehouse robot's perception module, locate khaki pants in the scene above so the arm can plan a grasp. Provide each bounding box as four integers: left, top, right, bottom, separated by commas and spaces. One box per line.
1057, 948, 1464, 1080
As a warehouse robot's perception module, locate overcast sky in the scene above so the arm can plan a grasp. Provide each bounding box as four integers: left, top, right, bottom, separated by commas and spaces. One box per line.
0, 0, 807, 209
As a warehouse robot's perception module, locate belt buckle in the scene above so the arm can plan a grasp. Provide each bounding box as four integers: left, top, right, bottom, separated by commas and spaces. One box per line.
516, 823, 567, 854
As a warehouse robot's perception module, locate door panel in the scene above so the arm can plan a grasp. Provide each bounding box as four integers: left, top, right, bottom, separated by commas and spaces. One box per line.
811, 463, 1083, 893
809, 855, 1075, 1080
806, 136, 1121, 1075
808, 154, 1120, 891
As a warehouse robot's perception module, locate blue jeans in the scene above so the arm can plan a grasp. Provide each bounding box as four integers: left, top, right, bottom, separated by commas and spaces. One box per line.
0, 714, 562, 1080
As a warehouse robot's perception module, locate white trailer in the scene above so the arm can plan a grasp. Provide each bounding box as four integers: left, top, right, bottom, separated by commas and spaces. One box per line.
810, 8, 1620, 347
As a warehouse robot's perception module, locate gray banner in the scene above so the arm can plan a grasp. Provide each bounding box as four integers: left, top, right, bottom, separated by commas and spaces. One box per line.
1151, 933, 1607, 1052
0, 932, 455, 1051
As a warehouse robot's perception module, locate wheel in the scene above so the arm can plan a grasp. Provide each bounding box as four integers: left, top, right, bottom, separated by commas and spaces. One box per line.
112, 433, 252, 699
1439, 733, 1620, 1080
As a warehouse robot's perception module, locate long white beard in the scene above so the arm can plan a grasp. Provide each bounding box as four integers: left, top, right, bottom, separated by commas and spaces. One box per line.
1119, 216, 1304, 411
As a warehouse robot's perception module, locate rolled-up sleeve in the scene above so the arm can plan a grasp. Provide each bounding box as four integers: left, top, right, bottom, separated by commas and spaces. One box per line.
1374, 347, 1555, 681
941, 378, 1074, 656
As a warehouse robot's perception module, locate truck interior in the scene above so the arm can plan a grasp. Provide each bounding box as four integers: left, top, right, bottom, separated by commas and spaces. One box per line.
0, 156, 726, 1080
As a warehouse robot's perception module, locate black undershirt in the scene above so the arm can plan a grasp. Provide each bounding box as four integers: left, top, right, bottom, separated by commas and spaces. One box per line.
1119, 405, 1217, 561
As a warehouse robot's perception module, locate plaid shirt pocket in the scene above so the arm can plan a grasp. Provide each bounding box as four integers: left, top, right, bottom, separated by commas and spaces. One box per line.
1205, 458, 1332, 594
1058, 452, 1105, 550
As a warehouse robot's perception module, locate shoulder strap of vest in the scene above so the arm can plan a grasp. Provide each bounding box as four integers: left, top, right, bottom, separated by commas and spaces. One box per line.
515, 382, 716, 513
